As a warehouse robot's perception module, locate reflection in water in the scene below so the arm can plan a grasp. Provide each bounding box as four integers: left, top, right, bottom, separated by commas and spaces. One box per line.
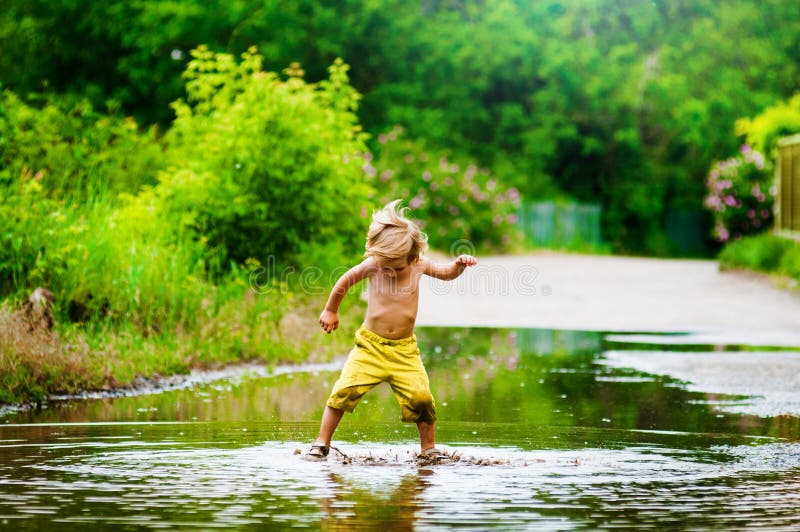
321, 471, 430, 531
1, 326, 800, 528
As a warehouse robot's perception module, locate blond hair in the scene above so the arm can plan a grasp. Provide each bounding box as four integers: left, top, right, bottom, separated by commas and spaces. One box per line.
366, 200, 428, 264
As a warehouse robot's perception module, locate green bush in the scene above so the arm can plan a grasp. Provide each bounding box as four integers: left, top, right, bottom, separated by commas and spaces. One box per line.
719, 233, 799, 279
163, 46, 373, 267
369, 126, 522, 252
736, 93, 800, 155
779, 242, 800, 280
1, 47, 375, 330
0, 91, 163, 197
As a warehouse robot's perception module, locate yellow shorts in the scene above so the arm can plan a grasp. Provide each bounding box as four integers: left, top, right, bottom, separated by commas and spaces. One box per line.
326, 326, 436, 423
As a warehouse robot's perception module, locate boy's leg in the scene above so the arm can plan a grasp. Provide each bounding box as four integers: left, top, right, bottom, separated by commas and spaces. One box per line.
416, 420, 435, 451
314, 406, 345, 446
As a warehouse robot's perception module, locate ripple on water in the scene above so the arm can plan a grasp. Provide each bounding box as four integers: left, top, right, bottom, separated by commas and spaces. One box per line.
0, 441, 795, 529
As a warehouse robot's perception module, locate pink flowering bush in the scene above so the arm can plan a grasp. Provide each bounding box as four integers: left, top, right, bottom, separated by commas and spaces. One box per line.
367, 126, 522, 251
704, 145, 774, 242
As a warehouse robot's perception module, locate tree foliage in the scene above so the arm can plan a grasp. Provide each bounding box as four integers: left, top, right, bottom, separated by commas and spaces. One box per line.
162, 46, 372, 266
2, 0, 800, 254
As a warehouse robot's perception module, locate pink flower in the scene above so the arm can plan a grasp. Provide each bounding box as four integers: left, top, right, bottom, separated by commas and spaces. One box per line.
507, 214, 519, 224
422, 171, 432, 182
362, 162, 376, 178
458, 193, 468, 203
740, 144, 751, 154
704, 196, 722, 210
747, 209, 756, 219
448, 205, 459, 215
410, 197, 423, 209
724, 195, 737, 207
378, 134, 388, 144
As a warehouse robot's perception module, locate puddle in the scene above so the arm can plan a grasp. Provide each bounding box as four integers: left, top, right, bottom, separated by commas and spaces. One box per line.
1, 327, 799, 528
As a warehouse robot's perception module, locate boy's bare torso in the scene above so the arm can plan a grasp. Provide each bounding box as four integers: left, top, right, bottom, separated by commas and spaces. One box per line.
318, 253, 475, 339
363, 257, 426, 339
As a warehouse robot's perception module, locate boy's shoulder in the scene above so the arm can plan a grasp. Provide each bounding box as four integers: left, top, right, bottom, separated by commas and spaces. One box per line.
416, 254, 433, 271
358, 256, 380, 273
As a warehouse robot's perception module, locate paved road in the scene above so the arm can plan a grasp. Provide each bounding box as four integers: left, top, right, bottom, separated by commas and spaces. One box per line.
418, 253, 800, 347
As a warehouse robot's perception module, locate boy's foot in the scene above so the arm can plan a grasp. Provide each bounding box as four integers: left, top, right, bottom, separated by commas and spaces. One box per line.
303, 443, 330, 461
416, 447, 457, 465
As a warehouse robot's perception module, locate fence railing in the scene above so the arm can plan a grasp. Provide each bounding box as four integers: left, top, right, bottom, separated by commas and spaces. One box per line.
516, 201, 603, 249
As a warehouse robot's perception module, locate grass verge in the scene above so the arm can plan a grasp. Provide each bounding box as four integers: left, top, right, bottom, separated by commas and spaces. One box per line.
0, 290, 363, 406
718, 233, 800, 289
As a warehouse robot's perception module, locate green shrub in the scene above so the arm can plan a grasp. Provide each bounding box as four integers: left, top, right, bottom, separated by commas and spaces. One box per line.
369, 126, 522, 252
736, 93, 800, 155
719, 233, 798, 278
0, 91, 163, 197
163, 46, 373, 267
779, 241, 800, 279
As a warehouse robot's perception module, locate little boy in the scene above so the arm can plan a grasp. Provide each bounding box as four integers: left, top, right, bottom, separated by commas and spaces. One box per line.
306, 199, 477, 462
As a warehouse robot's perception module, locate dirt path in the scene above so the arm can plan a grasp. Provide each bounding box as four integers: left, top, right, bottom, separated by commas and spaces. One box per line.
417, 253, 800, 347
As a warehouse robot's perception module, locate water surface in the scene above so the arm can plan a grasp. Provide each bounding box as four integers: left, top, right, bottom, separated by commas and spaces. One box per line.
1, 327, 799, 529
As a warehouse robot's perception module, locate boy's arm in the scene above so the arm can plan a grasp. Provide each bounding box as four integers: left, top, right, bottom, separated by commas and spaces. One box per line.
421, 254, 478, 281
319, 259, 372, 333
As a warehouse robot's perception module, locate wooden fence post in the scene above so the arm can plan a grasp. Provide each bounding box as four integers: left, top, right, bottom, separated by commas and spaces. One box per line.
777, 134, 800, 235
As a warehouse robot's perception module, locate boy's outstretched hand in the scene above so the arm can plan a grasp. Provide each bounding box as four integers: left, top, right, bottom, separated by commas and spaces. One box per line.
319, 309, 339, 333
455, 254, 478, 268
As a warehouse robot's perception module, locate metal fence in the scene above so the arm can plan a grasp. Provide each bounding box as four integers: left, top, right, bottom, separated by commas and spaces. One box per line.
777, 134, 800, 234
516, 201, 603, 249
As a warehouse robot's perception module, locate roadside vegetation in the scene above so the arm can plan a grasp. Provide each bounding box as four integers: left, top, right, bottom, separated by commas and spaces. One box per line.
0, 48, 519, 405
2, 1, 800, 404
705, 94, 800, 285
718, 234, 800, 288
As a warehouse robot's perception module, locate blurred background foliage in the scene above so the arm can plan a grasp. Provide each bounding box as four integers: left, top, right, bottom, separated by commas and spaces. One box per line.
3, 0, 799, 256
0, 2, 799, 325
